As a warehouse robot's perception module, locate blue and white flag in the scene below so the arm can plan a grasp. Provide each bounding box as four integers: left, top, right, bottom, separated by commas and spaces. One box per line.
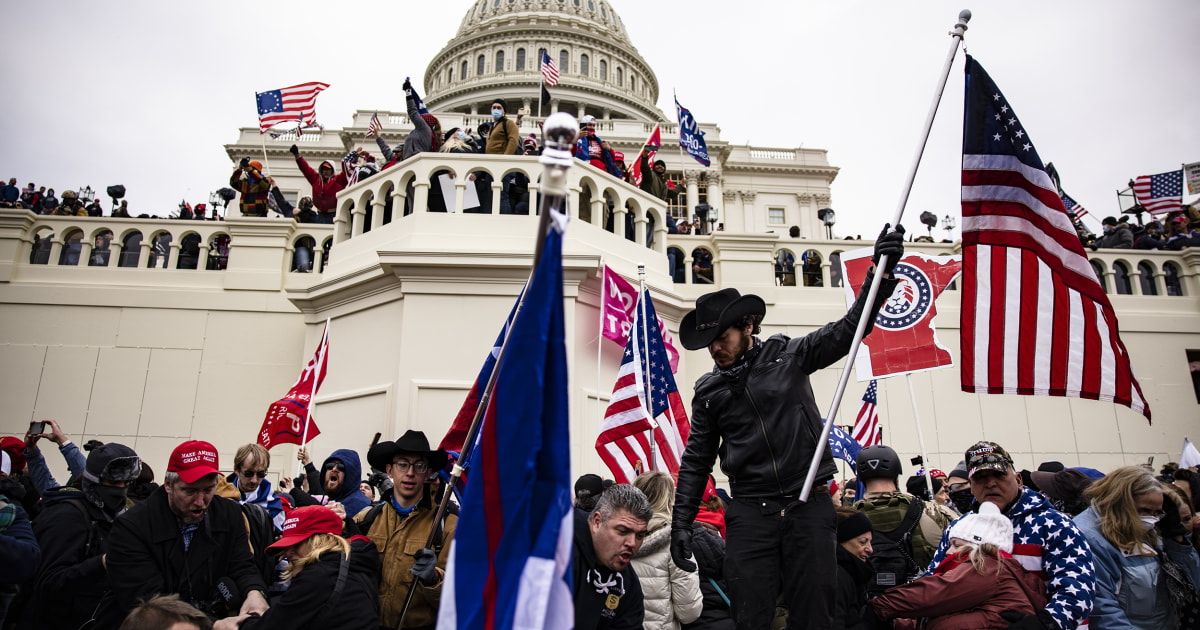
437, 211, 573, 630
675, 97, 710, 167
825, 418, 862, 472
407, 76, 430, 115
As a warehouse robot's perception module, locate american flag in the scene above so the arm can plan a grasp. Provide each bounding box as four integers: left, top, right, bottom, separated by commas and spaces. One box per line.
540, 50, 559, 87
1132, 169, 1183, 215
959, 56, 1149, 420
596, 289, 690, 484
256, 81, 329, 133
1059, 191, 1088, 222
851, 380, 881, 447
365, 112, 382, 138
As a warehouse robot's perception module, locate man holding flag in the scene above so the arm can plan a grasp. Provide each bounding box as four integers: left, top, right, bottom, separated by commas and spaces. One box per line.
669, 229, 903, 629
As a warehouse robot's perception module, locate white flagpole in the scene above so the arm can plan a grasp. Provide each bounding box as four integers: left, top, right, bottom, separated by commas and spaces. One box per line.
597, 262, 606, 441
904, 374, 936, 500
297, 318, 329, 479
800, 10, 970, 502
638, 263, 658, 472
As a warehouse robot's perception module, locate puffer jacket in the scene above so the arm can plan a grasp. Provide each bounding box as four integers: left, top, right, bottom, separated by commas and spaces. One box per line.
631, 513, 702, 630
674, 272, 896, 526
295, 155, 347, 213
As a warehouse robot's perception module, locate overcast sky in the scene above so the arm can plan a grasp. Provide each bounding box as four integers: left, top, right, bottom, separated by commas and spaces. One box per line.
2, 1, 1196, 239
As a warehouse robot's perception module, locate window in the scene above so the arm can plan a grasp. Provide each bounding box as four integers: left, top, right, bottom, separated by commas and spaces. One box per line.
580, 54, 589, 76
616, 67, 622, 86
496, 50, 505, 72
599, 60, 607, 81
1189, 349, 1200, 403
1090, 260, 1107, 292
601, 5, 608, 19
775, 250, 796, 286
560, 50, 569, 74
631, 75, 636, 92
829, 252, 843, 287
1165, 261, 1184, 296
588, 0, 595, 10
1137, 261, 1157, 296
516, 48, 526, 70
477, 55, 486, 75
1112, 261, 1132, 295
461, 61, 468, 80
800, 250, 824, 287
448, 68, 454, 82
494, 0, 501, 6
768, 208, 785, 225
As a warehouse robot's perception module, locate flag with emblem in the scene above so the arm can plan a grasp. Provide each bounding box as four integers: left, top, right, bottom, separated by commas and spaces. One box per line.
826, 419, 862, 471
436, 209, 572, 630
959, 55, 1149, 420
257, 321, 328, 449
851, 380, 881, 447
597, 289, 691, 484
366, 113, 383, 138
541, 50, 559, 86
255, 81, 329, 133
1132, 169, 1183, 215
675, 97, 710, 167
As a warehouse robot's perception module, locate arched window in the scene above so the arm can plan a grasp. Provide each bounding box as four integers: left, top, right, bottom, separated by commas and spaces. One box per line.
631, 74, 636, 92
118, 231, 143, 267
1137, 261, 1157, 296
495, 50, 505, 72
692, 247, 714, 284
1112, 261, 1132, 295
774, 249, 796, 286
89, 230, 113, 266
516, 48, 526, 70
668, 246, 685, 284
477, 54, 486, 76
580, 54, 589, 76
599, 59, 607, 81
448, 68, 454, 83
1089, 260, 1107, 292
461, 61, 468, 80
829, 252, 844, 287
560, 50, 569, 74
588, 0, 595, 10
1164, 261, 1184, 296
801, 250, 824, 287
58, 229, 83, 266
616, 67, 623, 86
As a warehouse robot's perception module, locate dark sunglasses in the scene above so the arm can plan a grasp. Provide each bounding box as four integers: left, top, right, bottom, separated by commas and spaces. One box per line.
240, 469, 269, 479
323, 461, 346, 473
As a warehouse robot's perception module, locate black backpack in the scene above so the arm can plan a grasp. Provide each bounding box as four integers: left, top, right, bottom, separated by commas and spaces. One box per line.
857, 497, 924, 596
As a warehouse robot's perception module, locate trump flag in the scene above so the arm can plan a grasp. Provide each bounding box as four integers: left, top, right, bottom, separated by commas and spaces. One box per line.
840, 248, 962, 380
600, 265, 681, 373
437, 211, 573, 630
257, 321, 328, 449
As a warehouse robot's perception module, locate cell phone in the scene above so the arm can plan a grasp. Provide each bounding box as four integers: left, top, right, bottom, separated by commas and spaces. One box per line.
1147, 456, 1154, 467
29, 421, 47, 435
518, 107, 531, 116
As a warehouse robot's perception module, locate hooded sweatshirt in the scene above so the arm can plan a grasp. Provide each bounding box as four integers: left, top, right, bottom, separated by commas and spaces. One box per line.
295, 155, 348, 213
306, 449, 369, 517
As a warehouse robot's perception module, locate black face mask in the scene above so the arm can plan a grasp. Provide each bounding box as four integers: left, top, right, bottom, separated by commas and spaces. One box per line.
0, 477, 26, 501
95, 485, 130, 515
949, 488, 974, 513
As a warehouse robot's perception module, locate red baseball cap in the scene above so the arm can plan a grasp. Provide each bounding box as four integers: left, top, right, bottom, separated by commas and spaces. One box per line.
167, 440, 220, 483
268, 505, 343, 550
1, 437, 27, 473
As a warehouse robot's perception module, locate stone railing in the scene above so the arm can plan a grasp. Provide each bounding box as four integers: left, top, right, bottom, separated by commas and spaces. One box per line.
331, 151, 672, 253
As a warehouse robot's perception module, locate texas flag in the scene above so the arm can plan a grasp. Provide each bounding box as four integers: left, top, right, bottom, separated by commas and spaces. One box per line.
840, 248, 962, 380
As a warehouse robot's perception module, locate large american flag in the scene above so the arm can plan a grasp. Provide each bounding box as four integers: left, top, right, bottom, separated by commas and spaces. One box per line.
851, 380, 881, 447
1132, 169, 1183, 215
256, 81, 329, 133
959, 56, 1149, 420
540, 50, 559, 87
596, 289, 690, 484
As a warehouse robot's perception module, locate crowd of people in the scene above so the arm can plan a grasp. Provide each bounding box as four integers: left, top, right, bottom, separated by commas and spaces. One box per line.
1077, 211, 1200, 251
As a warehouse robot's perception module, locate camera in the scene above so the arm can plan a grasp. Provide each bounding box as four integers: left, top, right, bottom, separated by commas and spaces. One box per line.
240, 157, 250, 168
910, 456, 924, 466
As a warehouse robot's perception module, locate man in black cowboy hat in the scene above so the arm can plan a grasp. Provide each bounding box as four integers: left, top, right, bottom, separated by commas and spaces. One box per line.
356, 429, 456, 630
669, 226, 905, 629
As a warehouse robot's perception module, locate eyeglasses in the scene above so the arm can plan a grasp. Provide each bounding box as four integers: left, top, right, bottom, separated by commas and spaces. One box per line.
947, 482, 969, 492
323, 462, 346, 473
390, 460, 430, 474
240, 470, 269, 479
1137, 508, 1167, 518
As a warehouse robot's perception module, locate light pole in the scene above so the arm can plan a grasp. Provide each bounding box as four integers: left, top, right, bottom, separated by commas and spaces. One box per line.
818, 208, 836, 239
942, 214, 957, 240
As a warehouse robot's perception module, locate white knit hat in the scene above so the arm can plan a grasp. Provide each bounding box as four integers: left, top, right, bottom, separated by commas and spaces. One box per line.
947, 501, 1013, 554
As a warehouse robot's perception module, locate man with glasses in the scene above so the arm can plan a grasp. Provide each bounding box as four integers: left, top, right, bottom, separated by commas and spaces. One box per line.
232, 443, 287, 532
357, 430, 456, 630
300, 447, 370, 518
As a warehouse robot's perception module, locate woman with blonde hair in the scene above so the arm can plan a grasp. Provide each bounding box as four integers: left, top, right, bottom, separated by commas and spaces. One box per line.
214, 506, 381, 630
632, 470, 702, 630
1074, 466, 1200, 629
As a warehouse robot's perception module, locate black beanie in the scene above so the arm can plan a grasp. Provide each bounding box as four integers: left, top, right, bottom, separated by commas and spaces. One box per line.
492, 98, 507, 111
83, 443, 141, 484
837, 511, 873, 543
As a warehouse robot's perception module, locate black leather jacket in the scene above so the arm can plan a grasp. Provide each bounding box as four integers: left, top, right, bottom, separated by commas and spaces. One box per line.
673, 272, 897, 527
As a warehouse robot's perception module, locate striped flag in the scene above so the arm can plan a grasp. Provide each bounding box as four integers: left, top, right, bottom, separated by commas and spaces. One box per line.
255, 81, 329, 133
596, 289, 690, 484
851, 380, 881, 447
959, 55, 1149, 420
540, 50, 559, 86
365, 112, 383, 138
1132, 169, 1183, 215
1059, 191, 1088, 222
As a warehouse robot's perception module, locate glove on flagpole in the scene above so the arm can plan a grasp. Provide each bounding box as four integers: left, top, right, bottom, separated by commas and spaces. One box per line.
799, 9, 971, 502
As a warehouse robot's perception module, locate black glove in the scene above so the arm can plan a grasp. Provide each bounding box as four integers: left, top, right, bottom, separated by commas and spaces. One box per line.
289, 144, 299, 157
670, 527, 696, 572
1158, 501, 1187, 539
239, 157, 250, 168
410, 548, 439, 585
872, 223, 905, 275
1004, 610, 1058, 630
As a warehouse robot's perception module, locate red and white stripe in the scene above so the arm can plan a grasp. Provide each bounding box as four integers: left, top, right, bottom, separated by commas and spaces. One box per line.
852, 402, 880, 447
541, 51, 560, 87
366, 112, 383, 138
258, 82, 329, 132
960, 154, 1149, 419
596, 342, 689, 483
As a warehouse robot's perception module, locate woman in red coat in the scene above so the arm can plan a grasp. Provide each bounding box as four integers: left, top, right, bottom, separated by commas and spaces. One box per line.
868, 501, 1047, 630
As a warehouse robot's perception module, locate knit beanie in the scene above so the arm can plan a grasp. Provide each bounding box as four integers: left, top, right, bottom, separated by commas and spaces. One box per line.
947, 501, 1013, 553
0, 437, 26, 473
836, 511, 873, 543
82, 442, 141, 484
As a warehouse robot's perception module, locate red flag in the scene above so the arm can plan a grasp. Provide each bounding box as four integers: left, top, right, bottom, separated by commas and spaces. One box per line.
600, 265, 680, 373
258, 322, 329, 449
841, 249, 962, 379
629, 125, 662, 187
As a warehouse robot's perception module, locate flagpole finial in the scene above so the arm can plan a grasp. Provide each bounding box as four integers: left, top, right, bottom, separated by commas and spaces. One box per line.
542, 112, 579, 152
954, 10, 971, 34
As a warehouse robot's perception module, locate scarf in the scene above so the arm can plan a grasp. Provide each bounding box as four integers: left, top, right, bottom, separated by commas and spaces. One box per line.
715, 338, 763, 397
390, 492, 417, 518
240, 478, 286, 531
0, 495, 14, 531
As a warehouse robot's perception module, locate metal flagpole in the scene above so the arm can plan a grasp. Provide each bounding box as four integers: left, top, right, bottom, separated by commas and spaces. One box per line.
258, 132, 273, 177
597, 262, 606, 437
673, 90, 688, 200
393, 112, 580, 630
638, 263, 658, 472
297, 318, 329, 479
905, 374, 936, 500
800, 10, 970, 502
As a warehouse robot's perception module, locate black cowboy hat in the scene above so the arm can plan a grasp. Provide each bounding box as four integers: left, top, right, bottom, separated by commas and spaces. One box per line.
367, 430, 449, 473
679, 288, 766, 351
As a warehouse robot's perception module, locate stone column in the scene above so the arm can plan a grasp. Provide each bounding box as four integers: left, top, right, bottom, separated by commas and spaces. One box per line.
137, 241, 152, 268
372, 198, 386, 230
815, 193, 832, 238
741, 191, 757, 232
168, 242, 181, 269
723, 190, 739, 233
198, 244, 210, 271
79, 241, 93, 267
796, 193, 813, 238
706, 173, 722, 229
685, 170, 701, 224
577, 103, 586, 120
602, 108, 611, 120
470, 103, 479, 116
108, 243, 124, 268
351, 204, 366, 237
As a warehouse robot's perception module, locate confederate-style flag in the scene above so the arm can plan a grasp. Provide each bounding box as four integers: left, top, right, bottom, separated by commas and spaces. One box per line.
841, 248, 962, 380
258, 321, 329, 449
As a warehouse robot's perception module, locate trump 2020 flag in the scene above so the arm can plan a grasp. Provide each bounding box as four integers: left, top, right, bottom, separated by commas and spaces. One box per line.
840, 248, 962, 380
675, 97, 710, 167
600, 265, 681, 373
257, 321, 328, 449
825, 419, 862, 472
437, 211, 573, 630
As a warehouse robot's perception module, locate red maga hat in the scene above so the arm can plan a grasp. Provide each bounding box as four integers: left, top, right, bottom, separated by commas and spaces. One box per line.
167, 440, 220, 483
268, 505, 343, 550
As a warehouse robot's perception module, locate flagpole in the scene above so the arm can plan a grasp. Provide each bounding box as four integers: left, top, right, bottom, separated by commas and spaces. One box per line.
297, 318, 329, 479
597, 262, 606, 443
674, 90, 687, 194
394, 112, 580, 630
799, 10, 970, 503
638, 263, 658, 472
259, 131, 273, 177
904, 374, 936, 500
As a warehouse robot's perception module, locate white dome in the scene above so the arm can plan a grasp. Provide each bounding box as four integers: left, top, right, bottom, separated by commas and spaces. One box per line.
457, 0, 631, 46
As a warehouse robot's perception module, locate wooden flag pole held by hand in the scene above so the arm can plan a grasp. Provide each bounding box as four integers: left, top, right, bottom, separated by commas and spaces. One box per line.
799, 10, 971, 503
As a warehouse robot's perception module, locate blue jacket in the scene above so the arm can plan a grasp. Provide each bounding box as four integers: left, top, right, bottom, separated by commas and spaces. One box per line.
323, 448, 369, 517
574, 135, 621, 177
1074, 507, 1200, 630
929, 488, 1095, 630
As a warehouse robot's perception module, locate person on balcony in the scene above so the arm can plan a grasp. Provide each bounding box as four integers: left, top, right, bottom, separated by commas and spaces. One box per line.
51, 190, 88, 217
1096, 216, 1133, 249
230, 158, 270, 217
640, 157, 677, 205
377, 79, 441, 170
574, 115, 621, 178
290, 144, 347, 225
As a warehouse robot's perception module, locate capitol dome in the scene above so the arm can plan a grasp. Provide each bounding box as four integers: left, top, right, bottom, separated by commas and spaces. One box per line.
424, 0, 662, 123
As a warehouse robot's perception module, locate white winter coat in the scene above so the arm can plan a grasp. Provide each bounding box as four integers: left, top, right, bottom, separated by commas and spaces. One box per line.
631, 513, 703, 630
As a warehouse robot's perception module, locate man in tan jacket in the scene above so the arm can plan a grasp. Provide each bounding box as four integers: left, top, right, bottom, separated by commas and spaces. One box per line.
355, 430, 457, 630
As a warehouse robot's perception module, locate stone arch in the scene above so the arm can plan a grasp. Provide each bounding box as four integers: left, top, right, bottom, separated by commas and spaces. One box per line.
146, 228, 173, 268
1164, 261, 1184, 296
89, 228, 114, 266
800, 249, 824, 287
829, 251, 844, 288
691, 246, 714, 284
320, 236, 334, 272
1089, 259, 1107, 293
1111, 260, 1132, 295
667, 246, 686, 284
1136, 260, 1157, 296
57, 228, 85, 266
30, 226, 54, 264
118, 230, 143, 267
207, 232, 231, 270
175, 229, 203, 270
774, 247, 797, 286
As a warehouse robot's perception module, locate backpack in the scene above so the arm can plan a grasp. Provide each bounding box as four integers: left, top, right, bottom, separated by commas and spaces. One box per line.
240, 502, 277, 585
855, 496, 925, 596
